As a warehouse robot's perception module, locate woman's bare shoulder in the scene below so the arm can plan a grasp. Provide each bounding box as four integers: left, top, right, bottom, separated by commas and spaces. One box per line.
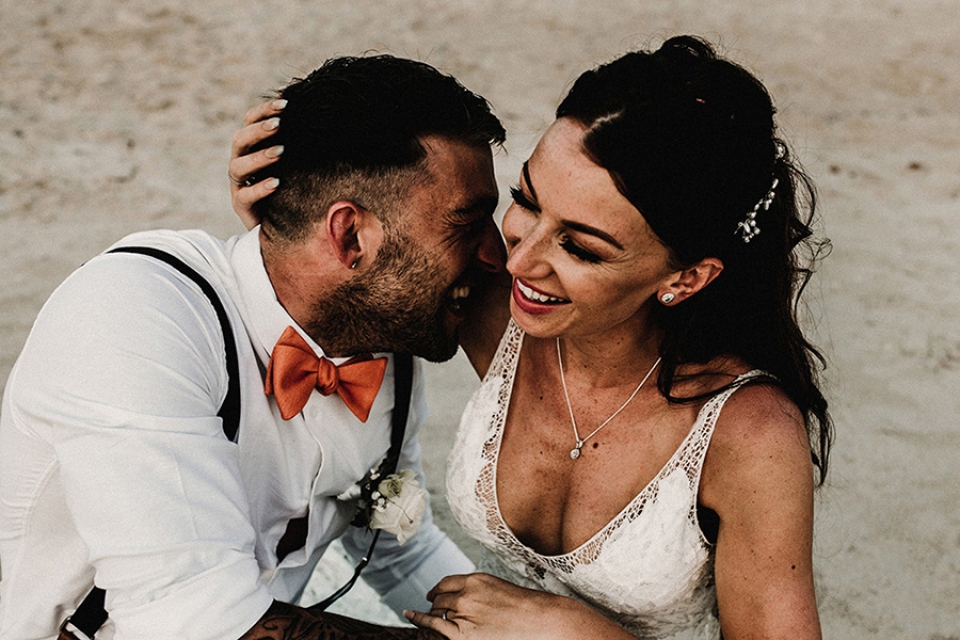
700, 380, 812, 511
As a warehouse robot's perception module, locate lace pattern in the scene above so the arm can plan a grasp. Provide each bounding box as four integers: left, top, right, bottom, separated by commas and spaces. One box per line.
447, 320, 764, 639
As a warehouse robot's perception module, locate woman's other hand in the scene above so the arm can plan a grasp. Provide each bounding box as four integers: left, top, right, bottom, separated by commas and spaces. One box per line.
229, 99, 286, 230
404, 573, 634, 640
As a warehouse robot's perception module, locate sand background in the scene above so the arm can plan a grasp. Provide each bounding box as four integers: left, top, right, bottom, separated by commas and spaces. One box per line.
2, 1, 959, 638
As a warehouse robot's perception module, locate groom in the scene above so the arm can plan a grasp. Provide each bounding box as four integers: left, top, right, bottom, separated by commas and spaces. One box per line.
0, 55, 505, 639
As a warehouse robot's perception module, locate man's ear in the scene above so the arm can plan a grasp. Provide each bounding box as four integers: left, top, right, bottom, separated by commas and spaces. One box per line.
325, 201, 382, 270
659, 257, 724, 306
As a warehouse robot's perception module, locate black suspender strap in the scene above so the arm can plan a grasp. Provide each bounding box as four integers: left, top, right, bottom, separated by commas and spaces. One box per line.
107, 246, 242, 442
58, 586, 106, 640
389, 353, 414, 466
60, 247, 242, 640
310, 351, 414, 612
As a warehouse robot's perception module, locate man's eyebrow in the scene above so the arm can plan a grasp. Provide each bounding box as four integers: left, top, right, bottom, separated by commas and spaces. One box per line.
455, 194, 500, 217
562, 220, 625, 251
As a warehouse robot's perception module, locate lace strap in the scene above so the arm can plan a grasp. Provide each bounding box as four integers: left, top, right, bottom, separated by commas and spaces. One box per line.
482, 319, 524, 383
685, 369, 771, 490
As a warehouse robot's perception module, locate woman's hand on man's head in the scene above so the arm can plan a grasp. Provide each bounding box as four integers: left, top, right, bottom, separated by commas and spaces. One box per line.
229, 99, 286, 230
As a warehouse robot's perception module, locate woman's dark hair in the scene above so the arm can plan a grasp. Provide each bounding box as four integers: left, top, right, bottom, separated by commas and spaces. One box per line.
557, 35, 832, 482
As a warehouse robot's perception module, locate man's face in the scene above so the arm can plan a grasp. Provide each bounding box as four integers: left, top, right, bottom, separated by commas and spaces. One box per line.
309, 137, 504, 361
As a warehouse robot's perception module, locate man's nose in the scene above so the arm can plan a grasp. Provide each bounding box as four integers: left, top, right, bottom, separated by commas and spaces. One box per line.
474, 219, 507, 273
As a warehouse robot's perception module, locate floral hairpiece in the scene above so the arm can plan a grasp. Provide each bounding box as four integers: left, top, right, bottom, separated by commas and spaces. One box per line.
736, 177, 778, 243
735, 142, 786, 243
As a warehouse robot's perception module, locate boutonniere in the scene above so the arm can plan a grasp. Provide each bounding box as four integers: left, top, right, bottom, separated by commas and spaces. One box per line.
352, 461, 427, 545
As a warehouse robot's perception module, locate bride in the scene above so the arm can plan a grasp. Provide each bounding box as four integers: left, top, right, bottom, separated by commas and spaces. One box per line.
231, 36, 831, 640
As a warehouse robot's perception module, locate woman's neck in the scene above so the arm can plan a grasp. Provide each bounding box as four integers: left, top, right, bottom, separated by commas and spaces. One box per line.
552, 322, 663, 390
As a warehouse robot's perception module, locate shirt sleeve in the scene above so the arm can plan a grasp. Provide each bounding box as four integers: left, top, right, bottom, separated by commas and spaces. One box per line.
339, 358, 474, 614
10, 253, 273, 640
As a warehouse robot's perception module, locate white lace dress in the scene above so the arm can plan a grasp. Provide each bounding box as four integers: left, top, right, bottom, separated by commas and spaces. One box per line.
447, 320, 762, 639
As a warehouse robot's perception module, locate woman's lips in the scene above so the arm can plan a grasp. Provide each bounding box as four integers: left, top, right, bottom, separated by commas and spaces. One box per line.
512, 279, 569, 315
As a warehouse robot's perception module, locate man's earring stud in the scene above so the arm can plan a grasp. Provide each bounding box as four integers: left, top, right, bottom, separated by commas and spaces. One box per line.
660, 292, 675, 304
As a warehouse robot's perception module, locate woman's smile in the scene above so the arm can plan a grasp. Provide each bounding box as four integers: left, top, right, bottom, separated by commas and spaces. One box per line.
512, 278, 569, 315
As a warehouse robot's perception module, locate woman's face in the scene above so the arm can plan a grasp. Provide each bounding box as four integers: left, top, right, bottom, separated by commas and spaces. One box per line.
502, 117, 678, 341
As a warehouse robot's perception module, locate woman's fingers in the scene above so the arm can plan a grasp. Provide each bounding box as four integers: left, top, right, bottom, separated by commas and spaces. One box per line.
426, 574, 468, 602
232, 117, 281, 159
227, 100, 286, 229
228, 143, 283, 186
233, 176, 279, 207
229, 99, 286, 184
231, 176, 278, 230
403, 609, 459, 637
228, 143, 280, 230
427, 592, 462, 617
243, 98, 287, 126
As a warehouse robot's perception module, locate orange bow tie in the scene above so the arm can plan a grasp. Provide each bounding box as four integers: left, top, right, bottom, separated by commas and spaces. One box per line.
265, 326, 387, 422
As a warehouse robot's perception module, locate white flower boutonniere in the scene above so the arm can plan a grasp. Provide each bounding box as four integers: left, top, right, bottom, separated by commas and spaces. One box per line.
369, 468, 427, 545
353, 464, 427, 545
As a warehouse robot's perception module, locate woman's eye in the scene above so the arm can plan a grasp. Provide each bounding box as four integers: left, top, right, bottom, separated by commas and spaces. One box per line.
509, 185, 538, 212
560, 236, 601, 263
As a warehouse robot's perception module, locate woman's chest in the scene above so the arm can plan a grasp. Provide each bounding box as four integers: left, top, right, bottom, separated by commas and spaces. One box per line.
496, 372, 703, 556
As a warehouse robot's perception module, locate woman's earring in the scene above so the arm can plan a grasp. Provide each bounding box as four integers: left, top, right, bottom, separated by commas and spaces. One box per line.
350, 260, 359, 270
660, 292, 675, 305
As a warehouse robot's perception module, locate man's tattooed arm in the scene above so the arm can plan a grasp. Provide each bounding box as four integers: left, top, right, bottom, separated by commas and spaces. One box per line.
239, 600, 444, 640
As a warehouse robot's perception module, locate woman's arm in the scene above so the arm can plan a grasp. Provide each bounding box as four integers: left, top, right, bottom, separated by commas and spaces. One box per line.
701, 383, 822, 640
404, 573, 635, 640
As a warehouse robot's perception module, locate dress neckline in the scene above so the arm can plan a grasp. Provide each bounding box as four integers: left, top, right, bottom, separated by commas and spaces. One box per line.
486, 320, 760, 561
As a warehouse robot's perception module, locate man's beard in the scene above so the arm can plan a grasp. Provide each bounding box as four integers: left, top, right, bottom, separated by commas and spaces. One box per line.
306, 233, 460, 362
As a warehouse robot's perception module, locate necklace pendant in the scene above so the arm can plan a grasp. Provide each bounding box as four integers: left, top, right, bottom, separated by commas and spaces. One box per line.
557, 338, 662, 465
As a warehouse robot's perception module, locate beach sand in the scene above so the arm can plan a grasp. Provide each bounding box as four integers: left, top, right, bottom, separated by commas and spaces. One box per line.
1, 1, 958, 637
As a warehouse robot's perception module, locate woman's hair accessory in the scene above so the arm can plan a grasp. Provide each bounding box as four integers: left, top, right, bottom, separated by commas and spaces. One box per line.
736, 177, 779, 243
736, 143, 786, 243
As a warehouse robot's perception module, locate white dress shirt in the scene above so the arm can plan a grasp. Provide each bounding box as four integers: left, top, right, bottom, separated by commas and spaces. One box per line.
0, 228, 472, 640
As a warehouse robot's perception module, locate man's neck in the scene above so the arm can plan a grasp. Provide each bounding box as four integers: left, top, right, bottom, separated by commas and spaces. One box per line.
260, 231, 347, 356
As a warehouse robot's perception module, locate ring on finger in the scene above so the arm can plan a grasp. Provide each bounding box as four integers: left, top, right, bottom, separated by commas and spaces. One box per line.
229, 173, 259, 188
442, 610, 449, 621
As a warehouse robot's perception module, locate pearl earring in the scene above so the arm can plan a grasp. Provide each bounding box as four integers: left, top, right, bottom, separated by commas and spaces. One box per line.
660, 292, 675, 305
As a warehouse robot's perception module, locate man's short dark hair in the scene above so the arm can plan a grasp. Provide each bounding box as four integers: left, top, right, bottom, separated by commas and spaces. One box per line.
254, 54, 506, 241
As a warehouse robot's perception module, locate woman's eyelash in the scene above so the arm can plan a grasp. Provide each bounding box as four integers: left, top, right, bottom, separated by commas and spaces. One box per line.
509, 185, 538, 211
560, 236, 601, 263
508, 185, 601, 263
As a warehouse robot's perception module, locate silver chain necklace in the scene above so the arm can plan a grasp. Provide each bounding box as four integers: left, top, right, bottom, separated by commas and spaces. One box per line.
557, 337, 661, 460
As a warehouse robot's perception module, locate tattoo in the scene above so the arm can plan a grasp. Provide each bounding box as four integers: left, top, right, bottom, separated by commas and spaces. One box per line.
240, 601, 443, 640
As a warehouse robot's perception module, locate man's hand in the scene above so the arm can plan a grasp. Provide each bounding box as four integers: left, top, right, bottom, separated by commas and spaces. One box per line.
239, 600, 443, 640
